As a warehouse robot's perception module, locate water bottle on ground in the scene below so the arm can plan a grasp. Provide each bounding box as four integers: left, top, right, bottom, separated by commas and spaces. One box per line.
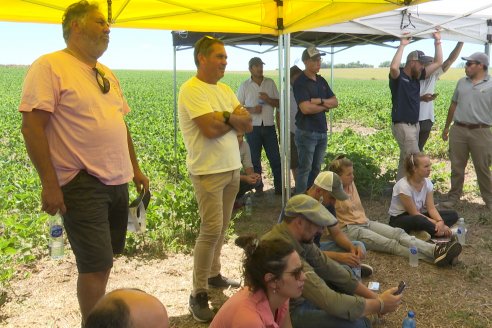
244, 193, 253, 216
456, 217, 466, 245
402, 310, 416, 328
409, 236, 418, 267
49, 212, 64, 259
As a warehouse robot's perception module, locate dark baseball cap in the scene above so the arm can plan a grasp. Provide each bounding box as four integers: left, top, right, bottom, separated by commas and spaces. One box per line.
407, 50, 433, 64
249, 57, 265, 68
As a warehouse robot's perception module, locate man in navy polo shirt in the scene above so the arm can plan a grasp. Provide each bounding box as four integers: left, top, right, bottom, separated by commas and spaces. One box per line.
389, 32, 442, 180
293, 47, 339, 194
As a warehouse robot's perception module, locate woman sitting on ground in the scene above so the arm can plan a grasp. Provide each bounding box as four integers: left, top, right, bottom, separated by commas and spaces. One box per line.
328, 155, 461, 266
210, 236, 305, 328
389, 152, 459, 238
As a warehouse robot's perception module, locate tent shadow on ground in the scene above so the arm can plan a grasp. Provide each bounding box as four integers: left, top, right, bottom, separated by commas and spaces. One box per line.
324, 151, 395, 199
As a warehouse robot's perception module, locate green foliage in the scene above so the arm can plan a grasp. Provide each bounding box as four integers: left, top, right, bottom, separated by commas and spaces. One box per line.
0, 66, 467, 287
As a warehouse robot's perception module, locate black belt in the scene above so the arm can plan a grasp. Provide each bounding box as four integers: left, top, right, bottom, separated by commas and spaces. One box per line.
454, 121, 491, 129
393, 121, 417, 125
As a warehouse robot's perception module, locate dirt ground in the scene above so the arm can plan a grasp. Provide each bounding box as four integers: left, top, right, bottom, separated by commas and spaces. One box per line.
1, 183, 491, 327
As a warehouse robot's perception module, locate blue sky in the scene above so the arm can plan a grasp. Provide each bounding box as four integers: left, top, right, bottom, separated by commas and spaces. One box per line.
0, 22, 486, 71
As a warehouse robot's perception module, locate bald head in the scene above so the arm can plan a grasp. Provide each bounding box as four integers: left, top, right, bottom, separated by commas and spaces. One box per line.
85, 289, 169, 328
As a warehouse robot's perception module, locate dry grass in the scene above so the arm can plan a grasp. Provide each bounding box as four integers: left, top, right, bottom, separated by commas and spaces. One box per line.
1, 176, 491, 327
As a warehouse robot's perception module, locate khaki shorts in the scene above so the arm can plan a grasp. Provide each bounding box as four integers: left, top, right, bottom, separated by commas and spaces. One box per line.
62, 171, 129, 273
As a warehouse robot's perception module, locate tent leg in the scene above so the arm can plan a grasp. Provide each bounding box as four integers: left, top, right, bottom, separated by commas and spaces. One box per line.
278, 33, 291, 206
173, 45, 179, 178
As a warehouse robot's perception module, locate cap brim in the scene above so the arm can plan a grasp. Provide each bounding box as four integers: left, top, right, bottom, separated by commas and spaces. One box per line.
332, 189, 349, 201
419, 56, 433, 64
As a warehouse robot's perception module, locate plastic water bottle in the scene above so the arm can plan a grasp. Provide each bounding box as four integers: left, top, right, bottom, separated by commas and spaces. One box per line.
49, 213, 64, 259
402, 310, 416, 328
456, 218, 466, 245
409, 236, 418, 267
244, 193, 253, 216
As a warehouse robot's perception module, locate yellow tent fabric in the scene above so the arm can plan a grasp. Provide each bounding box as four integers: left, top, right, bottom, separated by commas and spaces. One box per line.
1, 0, 428, 35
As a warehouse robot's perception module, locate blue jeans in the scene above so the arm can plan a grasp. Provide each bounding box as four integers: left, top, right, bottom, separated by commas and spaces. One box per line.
319, 241, 366, 280
291, 299, 371, 328
245, 125, 281, 191
294, 129, 327, 194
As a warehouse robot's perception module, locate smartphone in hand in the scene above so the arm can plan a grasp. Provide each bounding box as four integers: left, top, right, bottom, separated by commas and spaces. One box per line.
394, 281, 406, 295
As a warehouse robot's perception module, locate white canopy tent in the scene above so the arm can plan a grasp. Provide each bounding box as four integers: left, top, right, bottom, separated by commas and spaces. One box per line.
310, 0, 492, 50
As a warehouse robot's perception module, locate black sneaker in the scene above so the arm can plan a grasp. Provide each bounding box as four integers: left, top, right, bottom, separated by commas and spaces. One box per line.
208, 274, 240, 288
189, 292, 214, 323
434, 240, 462, 267
360, 263, 374, 278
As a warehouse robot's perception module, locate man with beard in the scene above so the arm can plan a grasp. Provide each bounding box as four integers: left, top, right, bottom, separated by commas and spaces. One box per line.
19, 1, 149, 324
262, 194, 402, 328
237, 57, 281, 194
389, 32, 442, 180
441, 52, 492, 212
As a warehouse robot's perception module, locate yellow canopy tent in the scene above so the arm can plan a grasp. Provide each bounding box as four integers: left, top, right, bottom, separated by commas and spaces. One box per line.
1, 0, 429, 201
2, 1, 427, 34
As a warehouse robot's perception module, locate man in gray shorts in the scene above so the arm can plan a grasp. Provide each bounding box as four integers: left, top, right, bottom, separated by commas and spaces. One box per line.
19, 1, 149, 324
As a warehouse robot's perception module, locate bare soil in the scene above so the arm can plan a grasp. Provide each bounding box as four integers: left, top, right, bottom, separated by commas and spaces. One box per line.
1, 182, 491, 328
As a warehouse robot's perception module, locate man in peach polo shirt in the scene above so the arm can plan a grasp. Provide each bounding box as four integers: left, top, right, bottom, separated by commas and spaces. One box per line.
19, 1, 148, 325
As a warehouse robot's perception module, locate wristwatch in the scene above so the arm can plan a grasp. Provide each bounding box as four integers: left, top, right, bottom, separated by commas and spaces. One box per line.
222, 111, 231, 124
319, 99, 324, 106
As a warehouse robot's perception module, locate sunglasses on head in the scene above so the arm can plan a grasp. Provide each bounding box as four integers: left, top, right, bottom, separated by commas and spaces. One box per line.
93, 67, 110, 94
465, 61, 480, 67
285, 264, 304, 280
196, 35, 220, 52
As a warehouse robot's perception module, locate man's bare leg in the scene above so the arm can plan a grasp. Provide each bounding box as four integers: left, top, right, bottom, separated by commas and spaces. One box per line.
78, 269, 111, 324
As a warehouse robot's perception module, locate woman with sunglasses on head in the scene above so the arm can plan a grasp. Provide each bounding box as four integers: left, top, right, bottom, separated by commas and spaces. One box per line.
388, 152, 459, 239
328, 155, 461, 267
210, 236, 305, 328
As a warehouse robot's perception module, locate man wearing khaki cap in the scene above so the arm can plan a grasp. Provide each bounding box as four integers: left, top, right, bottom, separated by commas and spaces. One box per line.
441, 52, 492, 212
389, 32, 443, 180
237, 57, 281, 194
262, 194, 402, 328
294, 47, 338, 194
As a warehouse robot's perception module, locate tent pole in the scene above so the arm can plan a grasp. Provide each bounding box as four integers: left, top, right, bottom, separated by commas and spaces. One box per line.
329, 46, 334, 138
173, 45, 179, 177
278, 33, 291, 206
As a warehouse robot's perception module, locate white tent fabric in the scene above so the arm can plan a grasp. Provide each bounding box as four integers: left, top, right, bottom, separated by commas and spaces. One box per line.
311, 0, 492, 46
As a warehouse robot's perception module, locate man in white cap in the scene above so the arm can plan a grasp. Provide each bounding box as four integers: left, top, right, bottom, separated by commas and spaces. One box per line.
389, 32, 442, 180
262, 194, 402, 328
441, 52, 492, 212
237, 57, 281, 194
293, 47, 338, 194
306, 171, 371, 278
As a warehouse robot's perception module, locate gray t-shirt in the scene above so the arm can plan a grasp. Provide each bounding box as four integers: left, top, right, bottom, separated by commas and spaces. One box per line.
452, 74, 492, 125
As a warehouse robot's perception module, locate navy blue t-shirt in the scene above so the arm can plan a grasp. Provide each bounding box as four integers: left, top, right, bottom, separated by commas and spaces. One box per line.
293, 73, 335, 133
389, 68, 426, 124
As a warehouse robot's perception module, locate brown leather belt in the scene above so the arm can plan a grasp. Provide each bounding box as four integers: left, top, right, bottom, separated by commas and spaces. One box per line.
454, 121, 491, 129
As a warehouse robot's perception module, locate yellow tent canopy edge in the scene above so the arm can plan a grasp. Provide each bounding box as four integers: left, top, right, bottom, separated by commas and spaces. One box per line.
1, 0, 430, 35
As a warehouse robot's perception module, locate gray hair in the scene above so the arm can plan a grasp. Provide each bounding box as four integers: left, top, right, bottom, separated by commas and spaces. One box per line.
62, 0, 100, 43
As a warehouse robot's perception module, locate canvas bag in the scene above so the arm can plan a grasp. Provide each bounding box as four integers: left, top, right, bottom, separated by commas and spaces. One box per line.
128, 189, 151, 233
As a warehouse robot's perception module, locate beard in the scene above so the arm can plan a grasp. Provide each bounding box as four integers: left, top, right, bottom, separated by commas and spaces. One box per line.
301, 231, 322, 245
411, 66, 422, 80
81, 32, 109, 59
